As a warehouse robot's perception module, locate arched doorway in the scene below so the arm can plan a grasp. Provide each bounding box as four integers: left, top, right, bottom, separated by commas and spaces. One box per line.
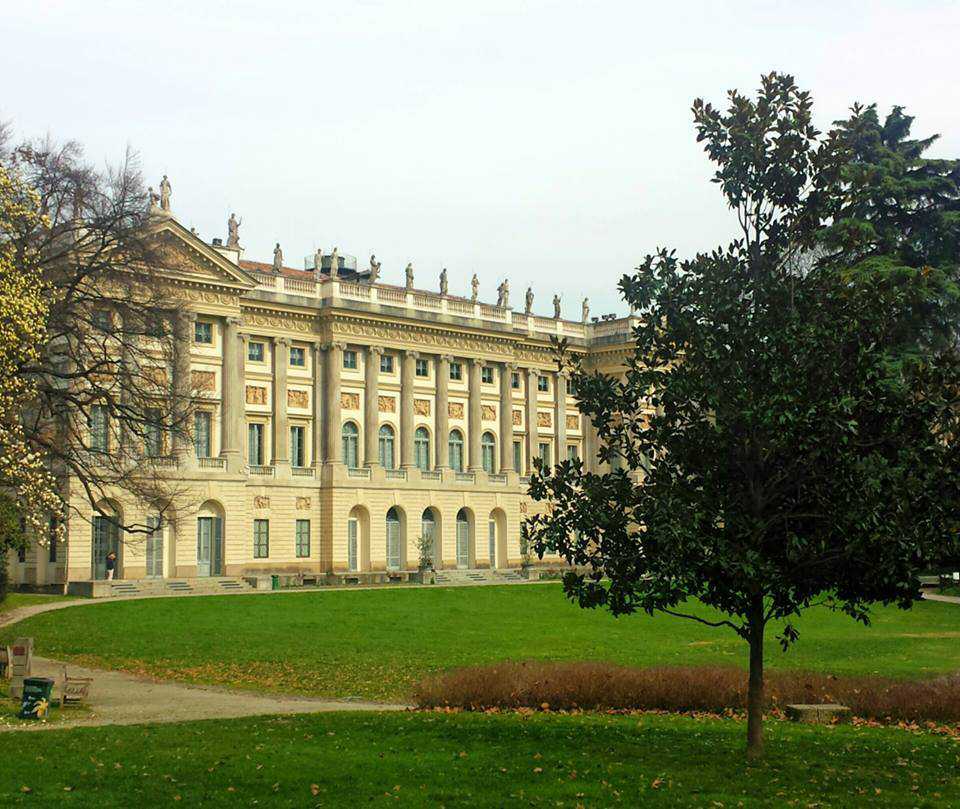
421, 507, 441, 569
455, 507, 473, 569
488, 508, 508, 570
385, 506, 404, 570
347, 505, 370, 572
91, 500, 122, 580
196, 500, 224, 577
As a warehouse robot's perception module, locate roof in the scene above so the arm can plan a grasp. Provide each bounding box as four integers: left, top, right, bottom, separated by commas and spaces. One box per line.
239, 259, 325, 282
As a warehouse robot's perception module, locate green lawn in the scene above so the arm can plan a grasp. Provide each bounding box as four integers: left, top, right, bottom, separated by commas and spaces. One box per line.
2, 585, 957, 701
1, 711, 957, 807
0, 592, 76, 615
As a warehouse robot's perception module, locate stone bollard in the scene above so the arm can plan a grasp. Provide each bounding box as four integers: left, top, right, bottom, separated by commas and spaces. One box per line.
785, 703, 851, 724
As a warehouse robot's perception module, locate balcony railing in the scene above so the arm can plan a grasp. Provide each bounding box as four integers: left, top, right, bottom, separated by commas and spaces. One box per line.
197, 456, 225, 469
347, 467, 371, 479
420, 469, 442, 480
455, 471, 476, 483
292, 466, 315, 477
384, 468, 407, 480
488, 473, 507, 484
249, 465, 275, 476
149, 455, 179, 468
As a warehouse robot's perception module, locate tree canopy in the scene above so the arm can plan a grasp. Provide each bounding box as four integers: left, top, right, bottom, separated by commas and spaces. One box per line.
524, 73, 960, 756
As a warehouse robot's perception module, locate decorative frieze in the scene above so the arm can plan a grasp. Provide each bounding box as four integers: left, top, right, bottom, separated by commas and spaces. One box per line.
565, 414, 579, 430
296, 496, 311, 511
378, 395, 396, 413
448, 402, 464, 419
246, 385, 267, 405
288, 389, 309, 408
512, 409, 523, 426
191, 370, 216, 392
414, 399, 431, 416
340, 392, 360, 410
537, 412, 552, 428
481, 405, 496, 421
253, 496, 270, 509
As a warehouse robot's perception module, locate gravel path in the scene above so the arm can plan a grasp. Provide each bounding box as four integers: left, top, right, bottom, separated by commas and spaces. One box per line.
2, 656, 409, 733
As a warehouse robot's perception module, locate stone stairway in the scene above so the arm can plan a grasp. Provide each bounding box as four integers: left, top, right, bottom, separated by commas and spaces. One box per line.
81, 577, 256, 599
433, 569, 529, 586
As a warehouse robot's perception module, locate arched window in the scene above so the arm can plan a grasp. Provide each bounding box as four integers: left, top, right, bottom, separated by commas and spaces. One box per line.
456, 508, 471, 569
449, 429, 464, 472
414, 427, 431, 471
481, 432, 496, 473
378, 424, 396, 469
421, 508, 437, 569
342, 422, 359, 468
386, 507, 402, 570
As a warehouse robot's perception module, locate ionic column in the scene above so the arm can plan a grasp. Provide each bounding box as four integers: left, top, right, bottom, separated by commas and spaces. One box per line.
400, 350, 417, 468
272, 337, 289, 467
499, 362, 515, 472
436, 354, 451, 469
324, 342, 344, 465
364, 345, 383, 467
172, 310, 196, 457
220, 316, 243, 471
238, 332, 250, 465
468, 358, 483, 472
554, 370, 568, 468
312, 342, 324, 466
524, 367, 540, 475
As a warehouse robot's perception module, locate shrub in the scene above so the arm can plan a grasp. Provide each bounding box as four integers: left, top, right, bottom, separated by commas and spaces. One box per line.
414, 661, 960, 724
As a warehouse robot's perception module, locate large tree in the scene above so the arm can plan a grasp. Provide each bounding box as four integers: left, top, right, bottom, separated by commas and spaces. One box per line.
524, 74, 960, 757
2, 131, 194, 544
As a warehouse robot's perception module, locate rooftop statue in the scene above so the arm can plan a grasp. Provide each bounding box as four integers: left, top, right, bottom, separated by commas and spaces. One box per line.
496, 279, 510, 308
553, 294, 561, 319
471, 273, 479, 303
330, 246, 340, 277
582, 297, 590, 324
147, 186, 160, 209
524, 286, 534, 314
272, 242, 283, 274
369, 254, 381, 282
314, 248, 324, 278
226, 213, 241, 248
405, 263, 414, 290
439, 268, 448, 296
159, 175, 172, 212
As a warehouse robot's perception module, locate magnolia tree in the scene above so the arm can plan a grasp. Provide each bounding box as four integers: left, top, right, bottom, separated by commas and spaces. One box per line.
523, 74, 960, 757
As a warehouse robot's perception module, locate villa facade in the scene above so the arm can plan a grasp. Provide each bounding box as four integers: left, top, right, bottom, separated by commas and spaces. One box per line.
8, 213, 636, 589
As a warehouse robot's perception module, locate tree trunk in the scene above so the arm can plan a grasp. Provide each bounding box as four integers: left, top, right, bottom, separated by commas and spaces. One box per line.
746, 609, 765, 759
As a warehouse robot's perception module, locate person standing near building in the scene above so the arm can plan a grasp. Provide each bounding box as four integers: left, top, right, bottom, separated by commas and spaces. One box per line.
105, 552, 117, 581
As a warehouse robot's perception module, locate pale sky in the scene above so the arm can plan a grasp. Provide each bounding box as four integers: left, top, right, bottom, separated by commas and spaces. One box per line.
5, 1, 959, 316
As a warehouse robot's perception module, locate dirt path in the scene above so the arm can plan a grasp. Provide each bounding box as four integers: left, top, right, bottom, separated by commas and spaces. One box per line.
2, 656, 410, 733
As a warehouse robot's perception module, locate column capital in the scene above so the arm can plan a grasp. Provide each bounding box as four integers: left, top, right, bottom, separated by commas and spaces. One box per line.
468, 357, 485, 369
501, 361, 518, 372
238, 332, 250, 344
367, 345, 384, 357
275, 336, 290, 348
225, 316, 242, 327
403, 349, 420, 360
321, 341, 346, 352
525, 366, 540, 377
439, 353, 455, 363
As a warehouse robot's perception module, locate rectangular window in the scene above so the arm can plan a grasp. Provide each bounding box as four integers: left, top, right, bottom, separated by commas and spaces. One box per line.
513, 440, 522, 473
194, 321, 213, 344
17, 545, 26, 563
567, 444, 579, 462
248, 422, 264, 466
380, 354, 394, 373
145, 408, 164, 457
194, 411, 212, 458
537, 376, 550, 392
289, 346, 306, 367
568, 378, 579, 396
511, 372, 520, 389
449, 362, 462, 381
539, 441, 552, 467
481, 367, 494, 385
89, 404, 109, 452
296, 519, 310, 558
248, 341, 265, 362
343, 350, 358, 369
415, 358, 429, 377
253, 519, 269, 558
290, 425, 306, 467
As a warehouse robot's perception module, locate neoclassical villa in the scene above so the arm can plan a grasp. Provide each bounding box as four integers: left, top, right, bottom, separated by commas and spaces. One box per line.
8, 201, 637, 592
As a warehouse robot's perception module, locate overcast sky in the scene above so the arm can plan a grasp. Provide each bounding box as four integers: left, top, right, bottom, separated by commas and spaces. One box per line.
5, 1, 959, 316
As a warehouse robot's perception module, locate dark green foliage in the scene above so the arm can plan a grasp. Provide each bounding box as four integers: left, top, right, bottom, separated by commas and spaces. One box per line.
524, 73, 960, 754
0, 494, 28, 604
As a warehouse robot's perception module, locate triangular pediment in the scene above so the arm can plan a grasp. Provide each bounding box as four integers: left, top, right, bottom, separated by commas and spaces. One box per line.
144, 215, 257, 291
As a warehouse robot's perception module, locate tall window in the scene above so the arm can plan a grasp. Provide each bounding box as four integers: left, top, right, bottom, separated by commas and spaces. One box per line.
253, 519, 269, 558
342, 422, 359, 468
380, 354, 394, 373
513, 440, 522, 473
248, 341, 265, 362
194, 320, 213, 344
537, 376, 550, 392
385, 507, 401, 570
415, 358, 429, 377
343, 350, 358, 369
538, 441, 552, 467
481, 432, 496, 473
347, 518, 359, 572
89, 404, 109, 452
481, 367, 494, 384
511, 372, 520, 389
414, 427, 430, 471
290, 425, 306, 467
449, 362, 462, 381
295, 519, 310, 557
421, 509, 436, 568
378, 424, 396, 469
449, 429, 464, 472
194, 411, 212, 458
567, 443, 579, 462
289, 346, 306, 367
145, 408, 163, 457
248, 422, 264, 466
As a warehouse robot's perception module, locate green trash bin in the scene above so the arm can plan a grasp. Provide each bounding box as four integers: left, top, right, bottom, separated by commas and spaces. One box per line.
271, 574, 280, 590
19, 676, 55, 720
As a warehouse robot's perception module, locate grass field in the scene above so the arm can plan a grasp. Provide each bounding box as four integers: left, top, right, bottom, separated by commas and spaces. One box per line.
1, 711, 957, 807
0, 592, 76, 615
1, 585, 957, 701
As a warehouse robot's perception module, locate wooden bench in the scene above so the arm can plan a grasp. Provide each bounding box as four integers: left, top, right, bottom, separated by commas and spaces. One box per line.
60, 666, 93, 706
